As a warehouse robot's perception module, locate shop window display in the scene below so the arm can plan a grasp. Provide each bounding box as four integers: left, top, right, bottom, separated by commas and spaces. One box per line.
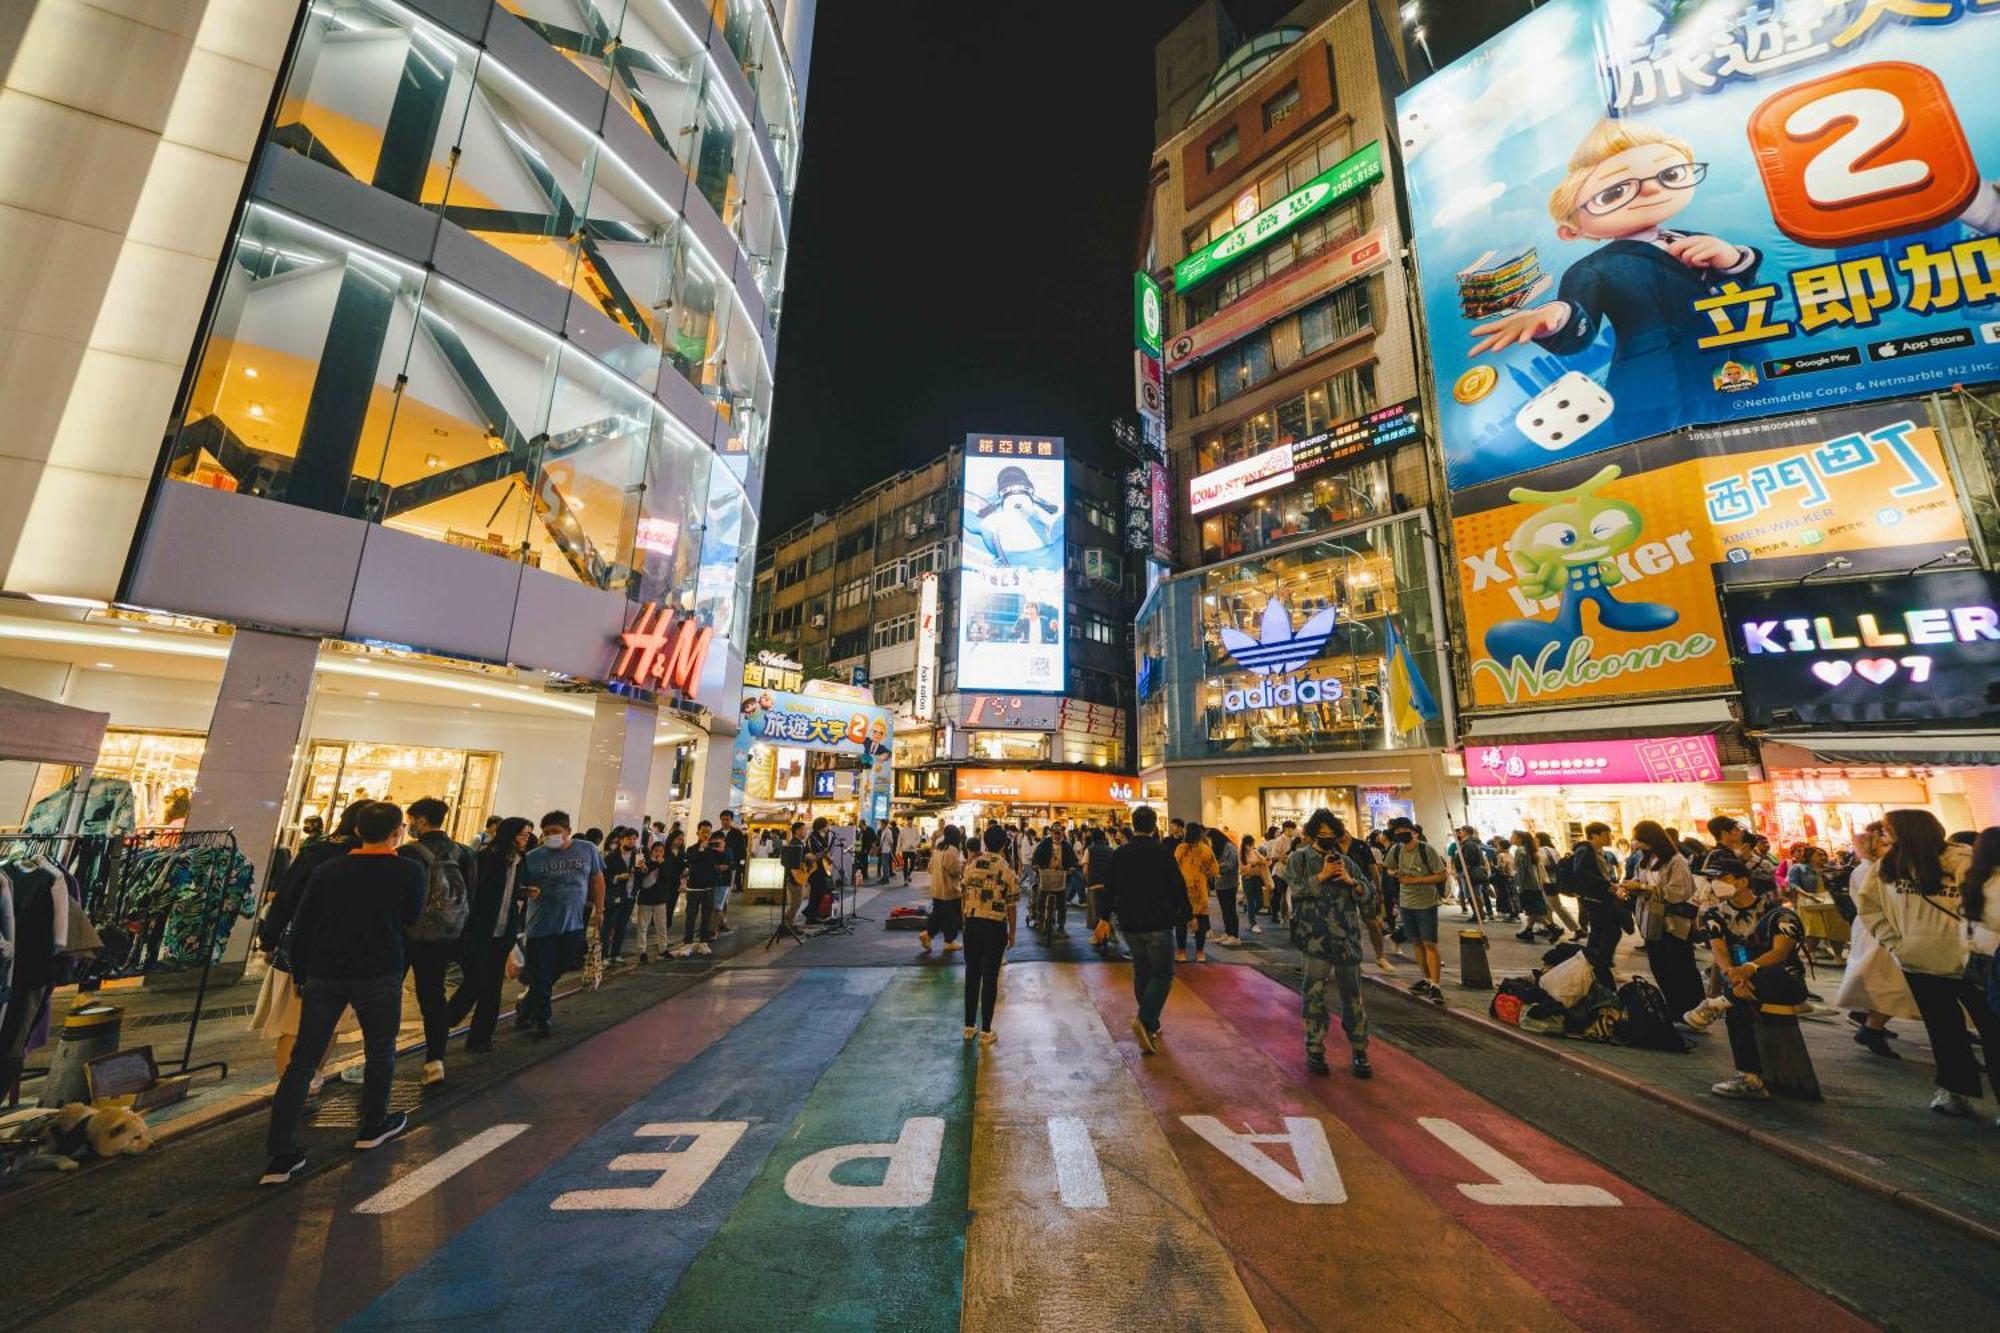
290, 740, 499, 844
22, 730, 208, 831
1199, 455, 1391, 563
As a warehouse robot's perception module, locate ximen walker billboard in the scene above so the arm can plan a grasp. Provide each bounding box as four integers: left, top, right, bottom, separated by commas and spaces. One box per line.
1398, 0, 2000, 492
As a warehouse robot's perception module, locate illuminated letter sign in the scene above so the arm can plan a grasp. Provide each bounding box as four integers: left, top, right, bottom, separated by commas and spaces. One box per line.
612, 602, 713, 695
915, 572, 939, 722
1133, 272, 1164, 359
1174, 141, 1384, 289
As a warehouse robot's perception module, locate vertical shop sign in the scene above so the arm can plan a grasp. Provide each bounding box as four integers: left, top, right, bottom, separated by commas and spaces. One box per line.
914, 572, 939, 722
1134, 272, 1164, 359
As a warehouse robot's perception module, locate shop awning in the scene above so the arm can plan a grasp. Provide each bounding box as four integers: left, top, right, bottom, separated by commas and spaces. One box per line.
0, 686, 109, 766
1770, 732, 2000, 767
1462, 697, 1735, 745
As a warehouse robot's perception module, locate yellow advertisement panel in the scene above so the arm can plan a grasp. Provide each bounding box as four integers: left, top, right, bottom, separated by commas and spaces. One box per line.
1454, 403, 1967, 710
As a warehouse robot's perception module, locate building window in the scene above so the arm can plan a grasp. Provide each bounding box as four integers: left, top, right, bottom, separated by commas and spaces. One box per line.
906, 543, 941, 577
1262, 81, 1302, 131
831, 626, 869, 659
834, 527, 874, 562
833, 576, 869, 610
1077, 497, 1117, 536
871, 613, 915, 650
775, 559, 806, 590
1193, 279, 1377, 415
1206, 127, 1239, 172
809, 543, 834, 573
872, 559, 905, 594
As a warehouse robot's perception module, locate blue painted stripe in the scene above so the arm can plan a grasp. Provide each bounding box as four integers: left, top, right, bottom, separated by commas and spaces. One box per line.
342, 967, 893, 1333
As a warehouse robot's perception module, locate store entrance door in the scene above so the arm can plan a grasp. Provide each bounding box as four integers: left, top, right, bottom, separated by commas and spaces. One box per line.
290, 740, 500, 843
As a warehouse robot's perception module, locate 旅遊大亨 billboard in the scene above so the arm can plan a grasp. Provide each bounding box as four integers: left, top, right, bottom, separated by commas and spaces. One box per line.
958, 434, 1067, 692
1398, 0, 2000, 491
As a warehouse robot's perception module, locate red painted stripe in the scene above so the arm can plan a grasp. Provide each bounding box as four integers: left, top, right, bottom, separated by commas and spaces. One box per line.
1076, 965, 1577, 1332
1179, 965, 1871, 1333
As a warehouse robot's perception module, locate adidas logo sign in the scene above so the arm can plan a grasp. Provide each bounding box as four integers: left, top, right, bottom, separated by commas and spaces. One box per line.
1219, 598, 1345, 714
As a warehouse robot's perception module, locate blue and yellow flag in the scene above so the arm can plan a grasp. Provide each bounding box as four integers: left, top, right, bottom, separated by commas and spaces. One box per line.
1384, 618, 1439, 736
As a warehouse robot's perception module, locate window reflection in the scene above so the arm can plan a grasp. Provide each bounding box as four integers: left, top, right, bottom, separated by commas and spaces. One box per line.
1199, 457, 1392, 563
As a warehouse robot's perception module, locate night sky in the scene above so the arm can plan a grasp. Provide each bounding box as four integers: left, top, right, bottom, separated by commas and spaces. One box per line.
760, 1, 1519, 537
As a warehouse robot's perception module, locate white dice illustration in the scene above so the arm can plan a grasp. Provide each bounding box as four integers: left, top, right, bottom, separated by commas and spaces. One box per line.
1515, 372, 1613, 450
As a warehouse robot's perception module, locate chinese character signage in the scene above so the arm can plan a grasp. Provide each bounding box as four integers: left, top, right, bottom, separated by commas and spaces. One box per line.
958, 434, 1066, 693
1465, 735, 1724, 786
1189, 400, 1422, 515
1451, 401, 1968, 708
1176, 141, 1385, 289
743, 650, 804, 694
1398, 0, 2000, 491
1134, 271, 1164, 358
1724, 568, 2000, 728
729, 686, 894, 815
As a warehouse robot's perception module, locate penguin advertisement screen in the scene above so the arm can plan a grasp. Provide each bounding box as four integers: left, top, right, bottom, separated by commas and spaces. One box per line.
957, 434, 1067, 693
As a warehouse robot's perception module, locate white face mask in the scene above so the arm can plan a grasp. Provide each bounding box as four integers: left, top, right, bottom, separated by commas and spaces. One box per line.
543, 831, 569, 850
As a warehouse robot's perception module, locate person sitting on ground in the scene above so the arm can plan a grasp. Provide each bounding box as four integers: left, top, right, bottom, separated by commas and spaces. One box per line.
1688, 852, 1807, 1101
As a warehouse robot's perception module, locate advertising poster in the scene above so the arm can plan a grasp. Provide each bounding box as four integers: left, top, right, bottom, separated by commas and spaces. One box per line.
957, 434, 1066, 692
1397, 0, 2000, 491
729, 687, 894, 814
1452, 401, 1969, 708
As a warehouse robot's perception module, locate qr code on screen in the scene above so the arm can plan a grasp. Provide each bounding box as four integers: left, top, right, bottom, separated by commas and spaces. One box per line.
1029, 655, 1050, 678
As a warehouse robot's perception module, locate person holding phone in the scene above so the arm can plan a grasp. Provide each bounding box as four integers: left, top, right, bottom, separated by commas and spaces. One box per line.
1285, 809, 1374, 1077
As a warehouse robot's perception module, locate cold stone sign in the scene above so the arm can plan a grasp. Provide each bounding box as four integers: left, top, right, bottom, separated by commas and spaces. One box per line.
1724, 569, 2000, 728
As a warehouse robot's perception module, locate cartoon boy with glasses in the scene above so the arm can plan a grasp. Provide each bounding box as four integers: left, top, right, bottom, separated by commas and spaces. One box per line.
1470, 120, 1759, 436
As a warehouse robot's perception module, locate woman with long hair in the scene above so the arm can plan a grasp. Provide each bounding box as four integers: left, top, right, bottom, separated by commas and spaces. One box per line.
1857, 809, 2000, 1116
1624, 819, 1702, 1016
1832, 820, 1917, 1057
454, 816, 533, 1050
1175, 823, 1218, 963
633, 830, 684, 962
1238, 834, 1268, 934
251, 800, 369, 1081
920, 825, 966, 956
1509, 830, 1561, 944
1209, 827, 1242, 945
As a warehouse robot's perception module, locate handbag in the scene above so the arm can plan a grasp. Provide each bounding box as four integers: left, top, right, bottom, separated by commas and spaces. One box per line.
505, 937, 526, 980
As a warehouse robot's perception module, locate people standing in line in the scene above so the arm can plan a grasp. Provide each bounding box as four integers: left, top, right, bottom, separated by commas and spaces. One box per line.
1535, 831, 1583, 935
451, 816, 531, 1050
1623, 819, 1703, 1018
1384, 818, 1450, 1005
399, 797, 475, 1087
1209, 828, 1242, 945
1688, 852, 1807, 1101
1238, 834, 1269, 935
600, 826, 640, 963
1508, 829, 1563, 945
959, 825, 1020, 1045
1857, 809, 2000, 1118
1285, 810, 1374, 1078
260, 802, 424, 1185
675, 828, 729, 956
1832, 821, 1916, 1058
1085, 826, 1118, 956
1174, 822, 1217, 963
920, 825, 966, 955
252, 800, 363, 1084
1094, 804, 1186, 1053
717, 809, 747, 934
1567, 821, 1624, 979
633, 831, 684, 962
516, 810, 604, 1037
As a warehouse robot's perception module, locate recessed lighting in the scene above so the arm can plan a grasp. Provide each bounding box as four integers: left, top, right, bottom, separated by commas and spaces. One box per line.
243, 366, 259, 379
470, 702, 483, 708
247, 403, 266, 418
94, 661, 115, 669
119, 626, 141, 634
366, 689, 380, 697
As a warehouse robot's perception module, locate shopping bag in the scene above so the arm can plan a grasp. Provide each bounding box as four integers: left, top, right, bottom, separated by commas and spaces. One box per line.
505, 939, 525, 980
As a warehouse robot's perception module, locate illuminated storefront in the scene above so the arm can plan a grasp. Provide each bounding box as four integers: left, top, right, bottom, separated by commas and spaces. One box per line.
1464, 735, 1754, 848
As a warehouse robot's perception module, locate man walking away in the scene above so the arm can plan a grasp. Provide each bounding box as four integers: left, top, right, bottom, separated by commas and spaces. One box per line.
677, 829, 730, 955
1286, 810, 1374, 1077
517, 811, 604, 1036
452, 816, 530, 1050
959, 825, 1020, 1045
1385, 818, 1450, 1005
1094, 805, 1187, 1053
919, 825, 965, 954
399, 797, 474, 1087
1450, 826, 1494, 922
1568, 821, 1625, 979
261, 802, 423, 1185
1084, 827, 1117, 956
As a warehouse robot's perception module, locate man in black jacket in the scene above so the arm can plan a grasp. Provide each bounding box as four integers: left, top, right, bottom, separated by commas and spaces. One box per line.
400, 797, 475, 1087
1092, 805, 1187, 1053
261, 801, 425, 1185
1569, 820, 1625, 977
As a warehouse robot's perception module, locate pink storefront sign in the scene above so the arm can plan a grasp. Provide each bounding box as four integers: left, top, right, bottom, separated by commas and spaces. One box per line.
1464, 735, 1723, 787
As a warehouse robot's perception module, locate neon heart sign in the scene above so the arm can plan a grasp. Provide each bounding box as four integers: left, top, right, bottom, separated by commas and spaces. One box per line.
1810, 661, 1852, 686
1854, 658, 1899, 684
1807, 655, 1931, 688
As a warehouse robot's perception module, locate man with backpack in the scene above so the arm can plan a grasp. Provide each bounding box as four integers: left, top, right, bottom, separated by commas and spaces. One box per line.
399, 797, 474, 1086
1384, 818, 1450, 1005
1450, 826, 1495, 922
1567, 821, 1626, 980
1286, 810, 1374, 1078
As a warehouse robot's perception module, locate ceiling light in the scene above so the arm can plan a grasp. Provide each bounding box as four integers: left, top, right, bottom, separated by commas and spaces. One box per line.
94, 661, 115, 669
243, 367, 259, 379
119, 626, 142, 634
367, 689, 380, 697
470, 702, 483, 708
247, 403, 266, 419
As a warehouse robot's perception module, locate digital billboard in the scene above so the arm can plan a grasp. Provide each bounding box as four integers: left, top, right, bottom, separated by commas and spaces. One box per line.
1397, 0, 2000, 491
958, 434, 1066, 693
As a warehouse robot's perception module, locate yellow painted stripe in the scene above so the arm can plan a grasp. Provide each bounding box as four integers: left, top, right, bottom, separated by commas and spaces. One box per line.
960, 961, 1266, 1333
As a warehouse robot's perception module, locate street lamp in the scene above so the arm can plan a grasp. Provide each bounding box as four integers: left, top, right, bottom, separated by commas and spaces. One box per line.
1412, 24, 1435, 70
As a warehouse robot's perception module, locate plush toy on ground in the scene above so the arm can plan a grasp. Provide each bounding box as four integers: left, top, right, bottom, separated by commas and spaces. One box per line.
0, 1102, 154, 1177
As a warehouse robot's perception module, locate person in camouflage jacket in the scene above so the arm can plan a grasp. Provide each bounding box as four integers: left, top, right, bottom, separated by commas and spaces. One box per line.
1284, 808, 1373, 1078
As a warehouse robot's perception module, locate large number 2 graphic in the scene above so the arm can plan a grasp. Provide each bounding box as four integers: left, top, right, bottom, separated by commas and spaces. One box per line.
1750, 61, 1978, 247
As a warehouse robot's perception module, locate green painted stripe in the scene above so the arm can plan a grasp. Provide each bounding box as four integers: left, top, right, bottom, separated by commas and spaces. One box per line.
653, 967, 975, 1332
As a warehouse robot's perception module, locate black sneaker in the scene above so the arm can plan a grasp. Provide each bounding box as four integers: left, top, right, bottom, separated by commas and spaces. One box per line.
1306, 1053, 1330, 1075
259, 1149, 307, 1185
1352, 1052, 1374, 1079
1855, 1027, 1900, 1059
464, 1040, 493, 1055
354, 1111, 410, 1149
1515, 928, 1539, 942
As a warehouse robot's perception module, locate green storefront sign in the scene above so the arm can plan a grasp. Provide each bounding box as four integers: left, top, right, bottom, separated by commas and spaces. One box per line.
1134, 271, 1164, 358
1174, 140, 1383, 290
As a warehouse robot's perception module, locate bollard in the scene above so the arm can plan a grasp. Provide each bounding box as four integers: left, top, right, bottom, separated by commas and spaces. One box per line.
1457, 929, 1493, 990
39, 1003, 123, 1107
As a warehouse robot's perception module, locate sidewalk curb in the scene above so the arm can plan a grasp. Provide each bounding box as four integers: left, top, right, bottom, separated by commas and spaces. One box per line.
1360, 970, 2000, 1249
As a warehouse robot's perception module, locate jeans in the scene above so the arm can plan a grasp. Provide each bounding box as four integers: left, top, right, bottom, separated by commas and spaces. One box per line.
925, 897, 962, 944
1302, 956, 1369, 1057
521, 930, 584, 1027
962, 917, 1008, 1029
1904, 969, 2000, 1099
1123, 928, 1175, 1033
1217, 886, 1239, 939
601, 898, 634, 957
632, 899, 675, 956
404, 938, 458, 1062
681, 890, 716, 944
446, 935, 510, 1047
1400, 904, 1440, 943
267, 972, 401, 1156
1243, 879, 1264, 927
1175, 913, 1210, 954
1268, 877, 1289, 922
1582, 898, 1623, 979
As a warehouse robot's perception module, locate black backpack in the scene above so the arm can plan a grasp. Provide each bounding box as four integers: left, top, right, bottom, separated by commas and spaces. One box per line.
1614, 977, 1691, 1052
405, 839, 470, 942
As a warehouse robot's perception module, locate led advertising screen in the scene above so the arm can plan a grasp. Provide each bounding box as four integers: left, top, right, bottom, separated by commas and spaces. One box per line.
958, 434, 1066, 693
1396, 0, 2000, 492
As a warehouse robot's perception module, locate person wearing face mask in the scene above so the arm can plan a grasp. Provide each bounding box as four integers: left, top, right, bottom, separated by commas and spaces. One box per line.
1285, 810, 1374, 1077
1384, 818, 1450, 1005
516, 811, 605, 1037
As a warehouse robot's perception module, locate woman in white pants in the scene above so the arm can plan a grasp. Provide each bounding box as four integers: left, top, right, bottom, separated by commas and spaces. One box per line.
1834, 822, 1917, 1057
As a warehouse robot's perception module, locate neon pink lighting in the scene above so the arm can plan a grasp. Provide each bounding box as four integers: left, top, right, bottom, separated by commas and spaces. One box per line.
1465, 735, 1723, 787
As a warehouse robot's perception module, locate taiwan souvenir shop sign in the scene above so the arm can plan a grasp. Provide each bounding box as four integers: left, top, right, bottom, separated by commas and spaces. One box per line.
1465, 735, 1724, 787
1724, 569, 2000, 729
1451, 401, 1970, 710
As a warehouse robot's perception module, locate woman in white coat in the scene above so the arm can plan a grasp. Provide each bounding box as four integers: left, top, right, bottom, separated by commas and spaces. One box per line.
1834, 822, 1917, 1057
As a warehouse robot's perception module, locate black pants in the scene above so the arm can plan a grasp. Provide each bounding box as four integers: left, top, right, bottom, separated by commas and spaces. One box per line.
1647, 929, 1705, 1016
521, 930, 584, 1027
1905, 969, 2000, 1099
404, 939, 459, 1062
601, 898, 633, 958
1582, 898, 1623, 979
268, 973, 401, 1155
925, 897, 962, 944
681, 890, 716, 944
447, 935, 511, 1047
1217, 886, 1239, 939
1723, 965, 1808, 1075
1269, 877, 1288, 922
1176, 912, 1210, 953
962, 917, 1007, 1030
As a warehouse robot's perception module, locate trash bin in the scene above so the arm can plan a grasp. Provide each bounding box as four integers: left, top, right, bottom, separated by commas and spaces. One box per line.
1457, 929, 1493, 990
39, 1003, 122, 1107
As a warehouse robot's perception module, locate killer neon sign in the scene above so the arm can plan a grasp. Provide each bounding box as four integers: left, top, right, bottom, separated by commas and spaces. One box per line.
1738, 601, 1997, 686
612, 601, 712, 695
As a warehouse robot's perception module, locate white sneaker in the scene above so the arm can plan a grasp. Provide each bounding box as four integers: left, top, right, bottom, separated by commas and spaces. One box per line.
696, 942, 712, 956
422, 1060, 445, 1086
1249, 924, 1263, 934
1374, 957, 1398, 974
1683, 998, 1727, 1031
1711, 1073, 1769, 1100
1931, 1088, 1974, 1117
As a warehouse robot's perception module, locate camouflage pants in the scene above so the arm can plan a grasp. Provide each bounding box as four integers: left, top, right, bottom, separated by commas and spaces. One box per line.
1303, 957, 1369, 1057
